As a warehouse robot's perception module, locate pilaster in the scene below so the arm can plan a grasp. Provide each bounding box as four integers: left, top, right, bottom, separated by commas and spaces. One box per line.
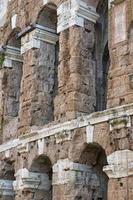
103, 150, 133, 200
54, 0, 99, 121
18, 24, 59, 135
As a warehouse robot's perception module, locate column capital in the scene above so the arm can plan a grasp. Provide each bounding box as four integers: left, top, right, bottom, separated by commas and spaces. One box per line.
0, 179, 14, 197
3, 45, 22, 68
57, 0, 99, 33
103, 150, 133, 179
13, 168, 51, 191
21, 25, 59, 54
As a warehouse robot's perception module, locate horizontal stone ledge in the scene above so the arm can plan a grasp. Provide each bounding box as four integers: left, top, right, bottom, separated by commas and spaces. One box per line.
89, 103, 133, 125
0, 103, 133, 153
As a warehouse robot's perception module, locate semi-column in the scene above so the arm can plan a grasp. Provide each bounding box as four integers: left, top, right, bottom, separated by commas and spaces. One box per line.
54, 0, 99, 120
0, 45, 22, 142
18, 25, 58, 135
107, 0, 133, 108
105, 1, 133, 199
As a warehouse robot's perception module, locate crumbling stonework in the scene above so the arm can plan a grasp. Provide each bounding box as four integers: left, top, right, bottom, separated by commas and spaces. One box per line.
0, 0, 133, 200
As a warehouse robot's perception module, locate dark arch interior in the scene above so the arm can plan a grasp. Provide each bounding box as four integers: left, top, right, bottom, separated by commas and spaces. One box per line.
0, 159, 15, 180
30, 155, 52, 176
37, 5, 57, 31
29, 155, 52, 200
75, 143, 108, 200
102, 43, 109, 110
6, 29, 21, 48
95, 0, 109, 111
0, 160, 15, 199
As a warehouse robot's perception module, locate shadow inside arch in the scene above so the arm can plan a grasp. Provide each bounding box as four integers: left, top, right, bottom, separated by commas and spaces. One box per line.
74, 142, 108, 200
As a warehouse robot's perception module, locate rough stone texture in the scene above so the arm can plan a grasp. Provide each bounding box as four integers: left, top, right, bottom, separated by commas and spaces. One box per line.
0, 0, 133, 200
18, 41, 57, 135
54, 24, 96, 120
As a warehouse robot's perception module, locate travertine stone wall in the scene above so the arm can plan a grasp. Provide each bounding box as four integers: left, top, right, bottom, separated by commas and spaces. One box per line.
107, 0, 133, 108
106, 1, 133, 197
0, 0, 133, 200
18, 41, 57, 135
2, 60, 22, 141
54, 23, 96, 120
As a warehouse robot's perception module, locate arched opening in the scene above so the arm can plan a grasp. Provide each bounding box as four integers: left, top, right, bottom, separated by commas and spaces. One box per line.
28, 155, 52, 200
74, 143, 108, 200
0, 159, 15, 199
1, 29, 23, 141
37, 4, 57, 30
95, 0, 109, 111
102, 43, 109, 110
29, 4, 59, 126
6, 29, 21, 48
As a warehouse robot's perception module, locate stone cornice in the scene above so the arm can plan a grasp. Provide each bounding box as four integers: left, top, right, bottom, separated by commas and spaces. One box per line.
57, 0, 99, 33
0, 103, 133, 154
13, 168, 51, 191
21, 25, 59, 54
3, 45, 22, 68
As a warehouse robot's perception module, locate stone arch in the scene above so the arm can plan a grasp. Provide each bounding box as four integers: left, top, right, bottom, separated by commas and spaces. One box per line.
36, 3, 59, 92
73, 143, 108, 200
27, 155, 53, 200
43, 0, 58, 7
36, 3, 57, 30
95, 0, 109, 111
0, 159, 15, 199
5, 28, 21, 48
1, 28, 23, 141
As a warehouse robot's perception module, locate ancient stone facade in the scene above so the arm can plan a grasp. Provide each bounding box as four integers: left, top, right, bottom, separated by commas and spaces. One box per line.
0, 0, 133, 199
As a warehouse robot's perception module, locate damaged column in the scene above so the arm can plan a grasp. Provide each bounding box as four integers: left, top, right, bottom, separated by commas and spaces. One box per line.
13, 168, 52, 200
54, 0, 99, 120
107, 0, 133, 108
0, 44, 22, 142
18, 24, 58, 135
